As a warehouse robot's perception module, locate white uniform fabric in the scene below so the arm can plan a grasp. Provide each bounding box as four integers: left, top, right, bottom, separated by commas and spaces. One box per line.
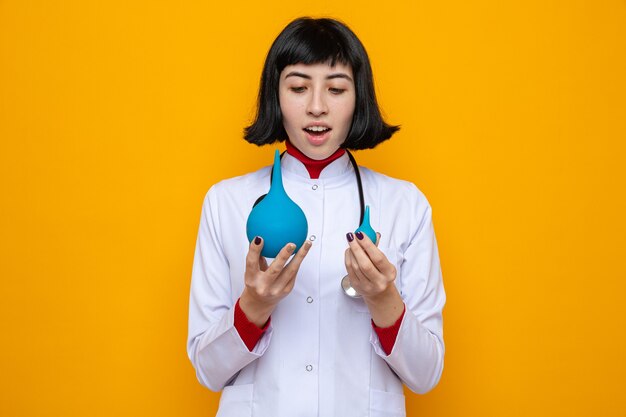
187, 152, 446, 417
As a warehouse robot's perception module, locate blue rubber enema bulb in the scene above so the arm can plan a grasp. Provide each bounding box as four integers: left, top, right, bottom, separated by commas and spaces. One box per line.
355, 205, 377, 244
246, 149, 308, 258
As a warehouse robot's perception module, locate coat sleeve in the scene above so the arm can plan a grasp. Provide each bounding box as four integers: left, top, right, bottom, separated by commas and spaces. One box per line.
369, 185, 446, 394
186, 185, 273, 392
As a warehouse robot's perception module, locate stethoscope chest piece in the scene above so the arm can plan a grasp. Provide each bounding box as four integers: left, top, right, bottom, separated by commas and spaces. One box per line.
341, 274, 361, 298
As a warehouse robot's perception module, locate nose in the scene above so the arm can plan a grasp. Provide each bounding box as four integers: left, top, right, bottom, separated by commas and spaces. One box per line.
306, 88, 328, 117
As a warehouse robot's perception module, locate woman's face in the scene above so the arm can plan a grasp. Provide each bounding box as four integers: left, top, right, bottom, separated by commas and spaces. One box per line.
279, 61, 356, 160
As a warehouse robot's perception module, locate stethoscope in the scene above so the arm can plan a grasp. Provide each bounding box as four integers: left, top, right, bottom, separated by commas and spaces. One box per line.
256, 149, 366, 298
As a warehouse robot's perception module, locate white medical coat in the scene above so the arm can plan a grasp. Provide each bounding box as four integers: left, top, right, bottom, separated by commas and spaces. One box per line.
187, 152, 446, 417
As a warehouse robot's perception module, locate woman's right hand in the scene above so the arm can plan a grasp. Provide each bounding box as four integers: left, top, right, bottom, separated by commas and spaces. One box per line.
239, 236, 312, 327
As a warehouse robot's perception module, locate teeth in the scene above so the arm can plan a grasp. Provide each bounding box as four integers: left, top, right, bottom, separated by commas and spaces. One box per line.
305, 126, 330, 132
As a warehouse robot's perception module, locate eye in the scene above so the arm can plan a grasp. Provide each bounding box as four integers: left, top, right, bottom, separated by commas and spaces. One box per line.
290, 86, 306, 93
330, 88, 346, 94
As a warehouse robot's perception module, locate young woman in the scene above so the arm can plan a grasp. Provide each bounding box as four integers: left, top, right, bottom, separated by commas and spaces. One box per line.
187, 17, 446, 417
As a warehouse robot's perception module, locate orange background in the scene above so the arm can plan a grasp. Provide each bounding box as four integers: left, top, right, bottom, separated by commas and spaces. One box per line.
1, 1, 625, 416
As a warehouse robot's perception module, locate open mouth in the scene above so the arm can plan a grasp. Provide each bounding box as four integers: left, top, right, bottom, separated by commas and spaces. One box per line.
303, 126, 332, 137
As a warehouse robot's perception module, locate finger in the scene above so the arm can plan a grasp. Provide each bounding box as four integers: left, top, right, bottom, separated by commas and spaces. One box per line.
259, 254, 269, 272
245, 236, 264, 273
355, 231, 394, 276
344, 248, 361, 286
267, 242, 297, 277
345, 249, 375, 296
277, 240, 312, 287
346, 247, 369, 283
284, 240, 312, 275
348, 232, 384, 279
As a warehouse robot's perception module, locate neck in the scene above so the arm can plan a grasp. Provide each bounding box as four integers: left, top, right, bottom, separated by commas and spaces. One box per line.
285, 140, 346, 179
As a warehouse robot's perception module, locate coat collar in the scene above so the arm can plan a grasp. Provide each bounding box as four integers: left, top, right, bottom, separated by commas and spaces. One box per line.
281, 151, 354, 181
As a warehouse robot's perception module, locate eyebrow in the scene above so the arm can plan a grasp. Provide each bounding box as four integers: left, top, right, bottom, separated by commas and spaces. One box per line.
284, 71, 353, 82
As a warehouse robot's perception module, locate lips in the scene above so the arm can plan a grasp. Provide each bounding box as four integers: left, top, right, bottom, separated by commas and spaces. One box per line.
301, 122, 332, 145
303, 127, 331, 145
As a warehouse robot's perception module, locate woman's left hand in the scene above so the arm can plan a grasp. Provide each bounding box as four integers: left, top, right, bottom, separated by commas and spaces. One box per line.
344, 232, 397, 299
344, 231, 405, 327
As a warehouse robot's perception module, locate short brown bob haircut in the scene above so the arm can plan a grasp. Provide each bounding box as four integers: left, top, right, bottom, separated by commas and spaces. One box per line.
244, 17, 399, 149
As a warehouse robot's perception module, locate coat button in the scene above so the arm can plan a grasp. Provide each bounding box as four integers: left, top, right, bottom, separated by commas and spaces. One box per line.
306, 365, 313, 372
306, 296, 313, 303
309, 235, 316, 241
312, 184, 318, 190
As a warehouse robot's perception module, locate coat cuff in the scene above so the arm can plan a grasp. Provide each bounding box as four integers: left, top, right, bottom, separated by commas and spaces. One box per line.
371, 304, 406, 355
234, 298, 271, 351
